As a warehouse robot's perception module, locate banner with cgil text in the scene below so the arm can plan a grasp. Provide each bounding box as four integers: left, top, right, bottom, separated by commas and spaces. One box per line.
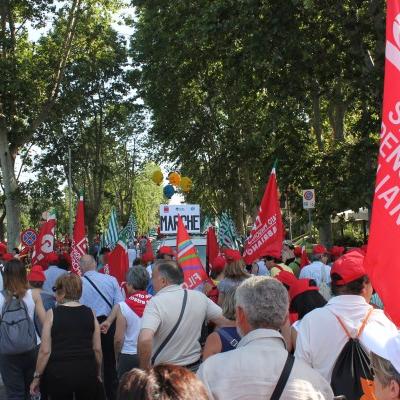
366, 0, 400, 326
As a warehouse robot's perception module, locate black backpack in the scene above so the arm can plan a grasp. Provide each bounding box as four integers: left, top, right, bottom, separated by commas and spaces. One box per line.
330, 308, 375, 400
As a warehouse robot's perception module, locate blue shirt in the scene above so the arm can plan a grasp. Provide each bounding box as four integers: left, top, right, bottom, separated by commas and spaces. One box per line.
299, 261, 331, 287
43, 265, 67, 293
80, 270, 124, 317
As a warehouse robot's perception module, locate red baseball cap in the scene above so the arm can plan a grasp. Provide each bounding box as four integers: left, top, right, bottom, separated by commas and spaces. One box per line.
276, 271, 298, 288
158, 246, 175, 256
211, 256, 226, 273
141, 253, 154, 263
331, 250, 367, 285
46, 252, 59, 265
289, 279, 319, 301
313, 244, 328, 255
224, 249, 242, 262
27, 265, 45, 282
294, 246, 302, 257
330, 246, 345, 257
3, 253, 14, 261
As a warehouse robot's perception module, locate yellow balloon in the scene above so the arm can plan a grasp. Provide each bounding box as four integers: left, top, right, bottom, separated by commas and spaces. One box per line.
180, 176, 192, 192
168, 172, 181, 186
151, 170, 163, 185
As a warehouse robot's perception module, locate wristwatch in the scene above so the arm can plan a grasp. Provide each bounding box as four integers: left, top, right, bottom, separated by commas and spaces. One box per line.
33, 372, 41, 379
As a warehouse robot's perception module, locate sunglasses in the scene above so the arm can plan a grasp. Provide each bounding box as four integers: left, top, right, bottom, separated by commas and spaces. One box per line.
52, 286, 61, 293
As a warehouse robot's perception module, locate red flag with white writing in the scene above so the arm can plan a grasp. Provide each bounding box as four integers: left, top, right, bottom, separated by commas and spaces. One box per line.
70, 196, 87, 275
243, 164, 284, 264
32, 212, 56, 266
365, 0, 400, 326
177, 216, 210, 289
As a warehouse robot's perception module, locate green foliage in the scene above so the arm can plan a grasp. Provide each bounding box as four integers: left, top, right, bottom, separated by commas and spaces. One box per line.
131, 0, 385, 241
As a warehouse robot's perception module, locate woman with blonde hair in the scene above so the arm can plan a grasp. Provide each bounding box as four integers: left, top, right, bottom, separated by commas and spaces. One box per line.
217, 251, 249, 306
0, 259, 46, 399
30, 273, 103, 400
203, 287, 241, 360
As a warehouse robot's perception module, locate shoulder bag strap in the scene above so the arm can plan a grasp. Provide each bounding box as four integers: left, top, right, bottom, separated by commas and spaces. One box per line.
84, 275, 113, 309
270, 353, 295, 400
151, 289, 188, 365
357, 307, 374, 338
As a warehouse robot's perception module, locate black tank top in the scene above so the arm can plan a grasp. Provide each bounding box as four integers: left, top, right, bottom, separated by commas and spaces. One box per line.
50, 305, 95, 362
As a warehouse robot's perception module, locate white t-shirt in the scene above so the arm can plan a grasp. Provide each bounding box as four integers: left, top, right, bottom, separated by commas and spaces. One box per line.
118, 301, 141, 355
141, 285, 222, 366
295, 295, 398, 381
0, 289, 40, 345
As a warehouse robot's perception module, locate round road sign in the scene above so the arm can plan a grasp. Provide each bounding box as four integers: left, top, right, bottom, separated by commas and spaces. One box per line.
21, 229, 38, 247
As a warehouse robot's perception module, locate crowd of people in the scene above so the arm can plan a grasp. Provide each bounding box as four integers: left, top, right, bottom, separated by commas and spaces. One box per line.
0, 239, 398, 400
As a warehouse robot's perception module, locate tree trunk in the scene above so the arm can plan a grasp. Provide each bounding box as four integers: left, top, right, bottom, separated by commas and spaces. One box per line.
0, 128, 20, 249
318, 217, 333, 248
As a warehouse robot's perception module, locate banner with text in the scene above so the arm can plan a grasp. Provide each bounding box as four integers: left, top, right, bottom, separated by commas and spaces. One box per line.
365, 0, 400, 326
160, 204, 200, 234
243, 165, 284, 264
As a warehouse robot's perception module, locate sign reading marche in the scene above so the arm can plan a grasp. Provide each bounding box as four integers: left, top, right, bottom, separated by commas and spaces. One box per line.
160, 205, 200, 234
303, 189, 316, 209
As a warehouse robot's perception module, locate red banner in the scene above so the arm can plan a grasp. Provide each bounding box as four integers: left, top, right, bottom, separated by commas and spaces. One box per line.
32, 212, 56, 265
243, 165, 284, 264
104, 240, 129, 285
365, 0, 400, 326
206, 227, 219, 268
176, 215, 210, 289
70, 196, 87, 275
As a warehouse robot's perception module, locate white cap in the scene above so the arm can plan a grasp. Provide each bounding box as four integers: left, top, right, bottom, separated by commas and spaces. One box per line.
362, 324, 400, 373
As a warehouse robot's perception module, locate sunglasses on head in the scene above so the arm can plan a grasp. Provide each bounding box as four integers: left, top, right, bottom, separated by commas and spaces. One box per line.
52, 286, 61, 293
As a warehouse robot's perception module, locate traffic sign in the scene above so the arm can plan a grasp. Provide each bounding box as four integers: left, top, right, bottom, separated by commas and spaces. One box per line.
21, 229, 38, 247
303, 189, 316, 209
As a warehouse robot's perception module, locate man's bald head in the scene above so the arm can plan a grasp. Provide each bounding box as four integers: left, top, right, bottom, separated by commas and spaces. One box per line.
79, 254, 96, 274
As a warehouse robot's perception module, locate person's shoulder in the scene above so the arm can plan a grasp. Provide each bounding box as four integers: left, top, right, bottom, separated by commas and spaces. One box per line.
291, 358, 333, 393
370, 308, 398, 329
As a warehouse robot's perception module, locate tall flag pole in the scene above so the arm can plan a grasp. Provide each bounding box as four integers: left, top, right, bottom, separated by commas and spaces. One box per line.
32, 211, 57, 265
243, 162, 284, 264
176, 215, 210, 289
365, 0, 400, 326
70, 194, 87, 275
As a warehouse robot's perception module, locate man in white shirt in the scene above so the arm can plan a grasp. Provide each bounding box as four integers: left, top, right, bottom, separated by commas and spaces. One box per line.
299, 244, 331, 287
296, 250, 398, 382
138, 261, 227, 371
197, 276, 333, 400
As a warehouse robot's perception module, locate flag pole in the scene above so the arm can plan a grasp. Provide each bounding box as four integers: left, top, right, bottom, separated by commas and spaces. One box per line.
68, 146, 73, 238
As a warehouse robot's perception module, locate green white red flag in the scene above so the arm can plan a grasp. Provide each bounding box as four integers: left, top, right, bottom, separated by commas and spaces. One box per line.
32, 211, 56, 265
70, 196, 87, 275
243, 164, 284, 264
365, 0, 400, 326
176, 215, 210, 289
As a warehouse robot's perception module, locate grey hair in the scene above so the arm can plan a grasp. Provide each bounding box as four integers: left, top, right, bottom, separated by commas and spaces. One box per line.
311, 253, 324, 262
235, 276, 289, 330
371, 352, 400, 387
126, 267, 149, 291
155, 261, 184, 285
222, 287, 237, 321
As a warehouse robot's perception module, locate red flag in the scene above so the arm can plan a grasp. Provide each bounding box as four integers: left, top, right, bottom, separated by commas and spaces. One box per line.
104, 240, 129, 285
365, 1, 400, 326
32, 212, 56, 266
206, 227, 219, 271
141, 238, 154, 262
176, 216, 210, 289
243, 165, 284, 264
300, 246, 310, 269
70, 196, 87, 275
